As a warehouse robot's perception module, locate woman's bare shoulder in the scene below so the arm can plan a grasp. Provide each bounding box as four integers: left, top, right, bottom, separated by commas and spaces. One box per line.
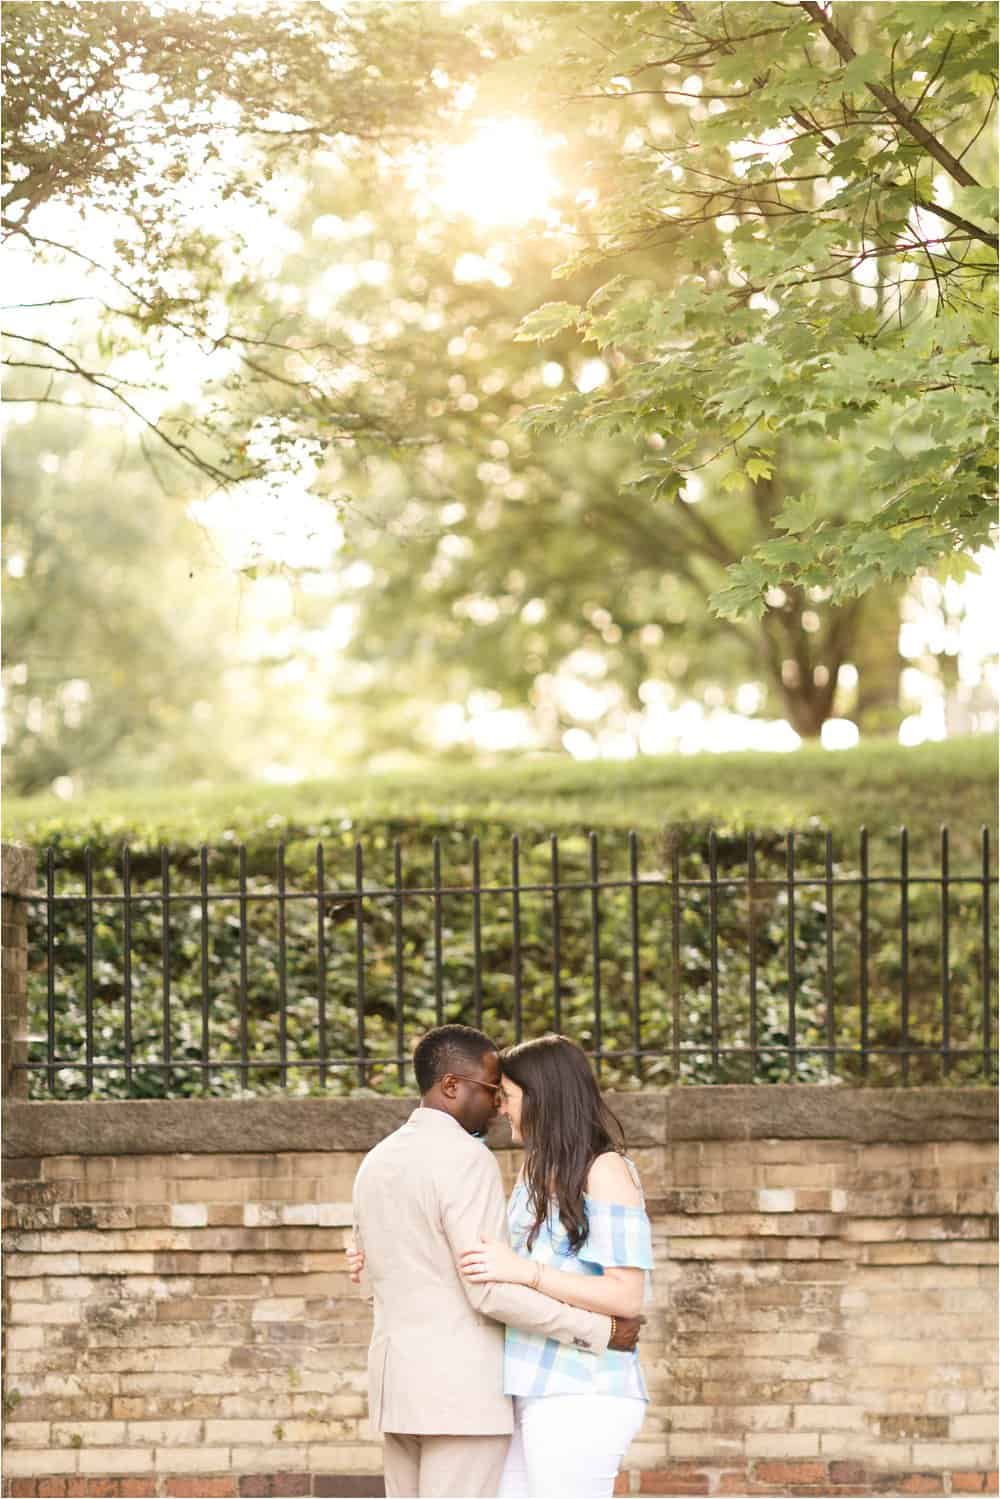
585, 1151, 642, 1206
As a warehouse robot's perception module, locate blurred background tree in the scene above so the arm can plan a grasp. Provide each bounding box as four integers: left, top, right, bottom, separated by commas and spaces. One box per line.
2, 0, 995, 795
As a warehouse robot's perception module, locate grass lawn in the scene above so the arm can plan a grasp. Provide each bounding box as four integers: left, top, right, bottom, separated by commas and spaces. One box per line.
5, 734, 996, 866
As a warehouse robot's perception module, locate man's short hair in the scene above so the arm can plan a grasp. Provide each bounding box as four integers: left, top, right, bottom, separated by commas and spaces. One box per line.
413, 1024, 496, 1095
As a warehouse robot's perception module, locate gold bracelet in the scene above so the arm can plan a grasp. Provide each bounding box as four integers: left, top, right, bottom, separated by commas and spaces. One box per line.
610, 1315, 617, 1345
531, 1262, 542, 1291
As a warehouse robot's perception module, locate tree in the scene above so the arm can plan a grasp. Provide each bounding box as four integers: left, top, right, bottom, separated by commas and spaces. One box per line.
254, 150, 907, 744
499, 2, 997, 613
2, 1, 494, 489
6, 2, 988, 771
2, 405, 241, 795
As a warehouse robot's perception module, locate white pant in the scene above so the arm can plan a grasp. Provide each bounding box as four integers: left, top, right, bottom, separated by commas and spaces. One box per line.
497, 1393, 646, 1499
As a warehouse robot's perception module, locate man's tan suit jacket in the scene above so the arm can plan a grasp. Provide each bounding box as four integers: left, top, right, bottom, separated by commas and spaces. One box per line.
351, 1105, 612, 1435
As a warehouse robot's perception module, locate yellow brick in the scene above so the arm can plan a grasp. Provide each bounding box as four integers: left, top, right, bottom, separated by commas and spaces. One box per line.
861, 1144, 926, 1168
4, 1422, 51, 1446
125, 1420, 203, 1444
175, 1178, 249, 1203
153, 1446, 232, 1472
5, 1326, 45, 1350
8, 1302, 81, 1323
669, 1433, 745, 1458
952, 1414, 1000, 1440
288, 1419, 357, 1440
41, 1157, 86, 1180
303, 1443, 384, 1472
933, 1243, 999, 1265
934, 1142, 996, 1167
6, 1278, 47, 1299
204, 1420, 279, 1443
78, 1448, 151, 1474
52, 1422, 127, 1446
912, 1441, 998, 1468
2, 1450, 77, 1476
793, 1405, 861, 1430
47, 1276, 97, 1301
229, 1445, 308, 1471
251, 1298, 306, 1322
7, 1253, 81, 1277
819, 1433, 911, 1464
745, 1432, 822, 1457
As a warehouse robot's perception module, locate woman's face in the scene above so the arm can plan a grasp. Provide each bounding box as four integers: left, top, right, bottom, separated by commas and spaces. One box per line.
498, 1075, 524, 1145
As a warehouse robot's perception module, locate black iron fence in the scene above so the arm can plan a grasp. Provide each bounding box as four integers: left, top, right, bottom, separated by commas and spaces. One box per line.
16, 825, 998, 1098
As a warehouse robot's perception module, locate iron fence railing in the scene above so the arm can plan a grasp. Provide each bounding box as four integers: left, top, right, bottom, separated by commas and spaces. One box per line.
15, 826, 998, 1097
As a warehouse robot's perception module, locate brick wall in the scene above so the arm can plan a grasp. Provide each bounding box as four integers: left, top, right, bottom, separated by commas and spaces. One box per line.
2, 1090, 997, 1499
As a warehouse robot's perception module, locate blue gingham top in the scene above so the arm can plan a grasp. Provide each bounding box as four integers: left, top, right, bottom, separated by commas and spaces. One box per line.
503, 1155, 654, 1399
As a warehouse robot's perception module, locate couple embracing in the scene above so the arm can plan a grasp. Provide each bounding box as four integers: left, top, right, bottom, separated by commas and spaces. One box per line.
349, 1025, 653, 1499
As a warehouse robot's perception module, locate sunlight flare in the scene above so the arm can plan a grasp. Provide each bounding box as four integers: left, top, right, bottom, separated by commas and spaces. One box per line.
429, 119, 559, 227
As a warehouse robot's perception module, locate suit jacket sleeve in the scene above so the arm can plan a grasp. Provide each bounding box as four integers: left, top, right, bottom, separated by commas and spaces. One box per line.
437, 1145, 611, 1355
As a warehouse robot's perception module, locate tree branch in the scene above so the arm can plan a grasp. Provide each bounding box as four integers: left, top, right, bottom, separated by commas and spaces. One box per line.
798, 0, 984, 188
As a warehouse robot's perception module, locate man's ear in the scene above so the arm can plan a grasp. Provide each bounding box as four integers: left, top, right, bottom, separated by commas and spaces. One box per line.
439, 1073, 459, 1099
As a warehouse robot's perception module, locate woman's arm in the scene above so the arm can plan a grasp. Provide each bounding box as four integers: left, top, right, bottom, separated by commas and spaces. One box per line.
458, 1237, 644, 1317
458, 1153, 647, 1319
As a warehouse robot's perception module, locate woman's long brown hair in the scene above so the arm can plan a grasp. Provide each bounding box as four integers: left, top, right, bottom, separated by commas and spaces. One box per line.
499, 1034, 627, 1253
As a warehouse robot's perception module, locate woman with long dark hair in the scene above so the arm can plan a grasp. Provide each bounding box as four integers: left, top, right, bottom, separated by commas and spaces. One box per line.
457, 1034, 652, 1497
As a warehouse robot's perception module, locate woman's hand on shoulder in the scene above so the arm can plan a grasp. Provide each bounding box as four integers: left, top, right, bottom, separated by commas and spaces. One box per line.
586, 1152, 642, 1207
346, 1236, 366, 1284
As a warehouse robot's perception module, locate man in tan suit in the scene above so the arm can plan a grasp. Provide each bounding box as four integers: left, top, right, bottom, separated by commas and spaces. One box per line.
352, 1024, 641, 1498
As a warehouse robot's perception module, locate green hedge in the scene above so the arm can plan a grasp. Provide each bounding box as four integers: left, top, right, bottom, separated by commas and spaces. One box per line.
6, 734, 996, 854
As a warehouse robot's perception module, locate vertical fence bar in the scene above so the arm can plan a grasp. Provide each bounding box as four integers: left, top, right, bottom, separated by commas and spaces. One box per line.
159, 845, 170, 1097
982, 826, 991, 1080
860, 828, 870, 1078
709, 830, 720, 1080
747, 832, 757, 1081
277, 843, 288, 1091
671, 839, 681, 1082
551, 835, 562, 1035
512, 835, 523, 1045
940, 826, 950, 1079
316, 842, 328, 1090
123, 846, 133, 1096
824, 831, 835, 1072
432, 837, 443, 1028
472, 837, 483, 1032
355, 842, 367, 1087
393, 841, 405, 1086
628, 831, 642, 1080
786, 831, 796, 1080
238, 843, 249, 1092
84, 845, 94, 1096
590, 832, 602, 1078
900, 826, 910, 1084
199, 846, 210, 1096
46, 847, 56, 1094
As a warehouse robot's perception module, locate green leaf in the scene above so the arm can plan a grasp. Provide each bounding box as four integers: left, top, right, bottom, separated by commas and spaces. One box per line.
839, 53, 884, 93
513, 302, 580, 343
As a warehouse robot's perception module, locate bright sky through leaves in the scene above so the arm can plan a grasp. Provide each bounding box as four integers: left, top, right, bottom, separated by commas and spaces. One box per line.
414, 118, 561, 227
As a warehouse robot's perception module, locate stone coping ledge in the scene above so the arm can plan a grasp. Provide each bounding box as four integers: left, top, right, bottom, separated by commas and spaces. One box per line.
1, 841, 36, 896
2, 1085, 995, 1158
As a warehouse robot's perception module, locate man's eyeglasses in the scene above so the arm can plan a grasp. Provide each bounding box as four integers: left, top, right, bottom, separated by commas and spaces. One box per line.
450, 1074, 504, 1103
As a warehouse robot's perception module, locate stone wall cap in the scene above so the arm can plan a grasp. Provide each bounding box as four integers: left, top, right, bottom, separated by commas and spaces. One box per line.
3, 1085, 995, 1159
1, 843, 37, 897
